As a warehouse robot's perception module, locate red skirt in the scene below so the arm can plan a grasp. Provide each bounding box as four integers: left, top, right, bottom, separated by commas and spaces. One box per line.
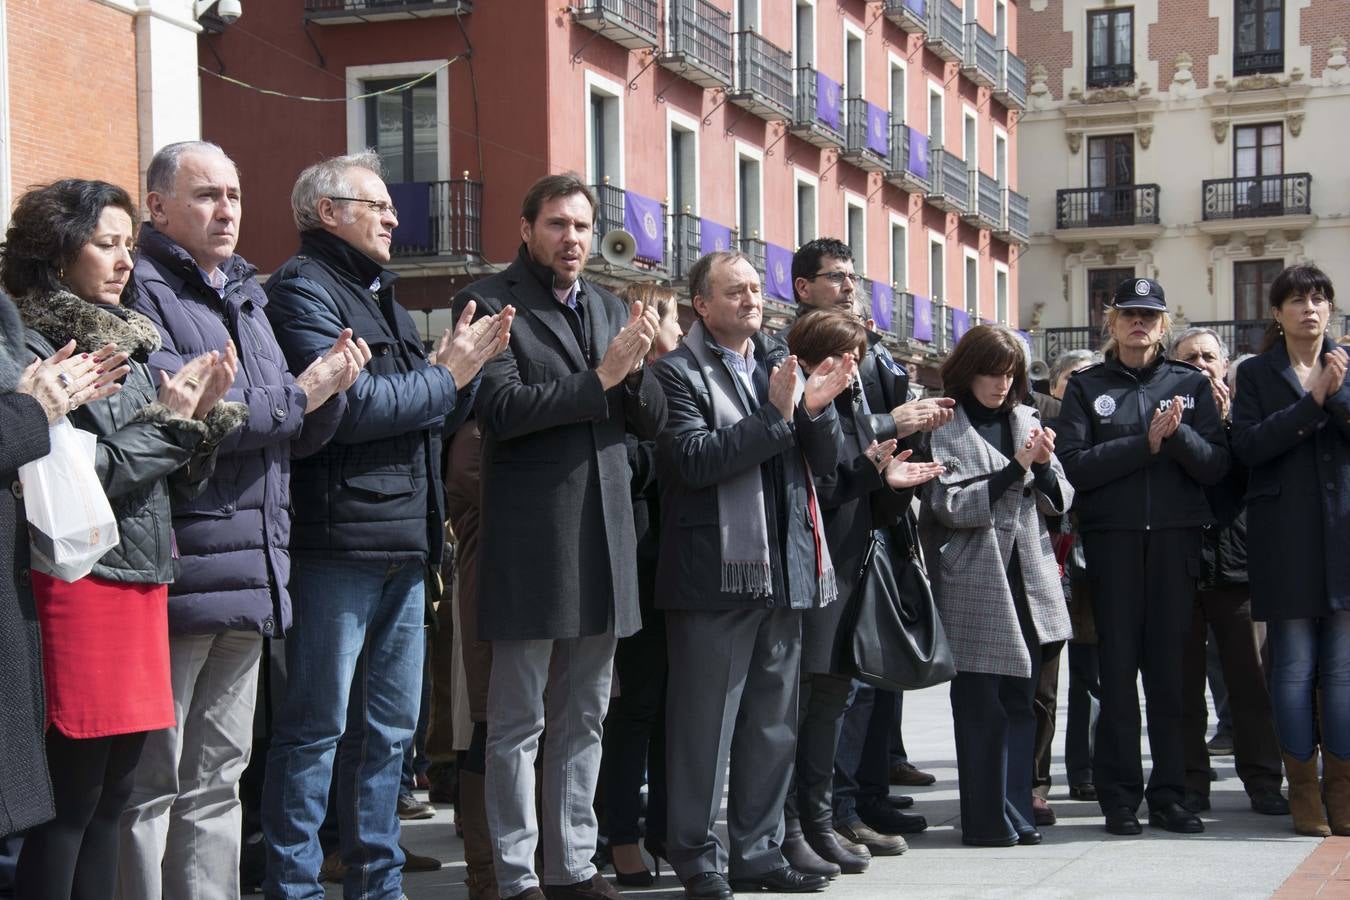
31, 571, 175, 738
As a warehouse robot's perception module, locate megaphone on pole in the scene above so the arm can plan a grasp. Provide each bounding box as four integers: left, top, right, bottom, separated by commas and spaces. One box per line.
600, 229, 637, 268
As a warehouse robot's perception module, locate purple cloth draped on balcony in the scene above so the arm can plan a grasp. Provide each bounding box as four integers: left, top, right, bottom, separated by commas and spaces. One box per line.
1016, 330, 1033, 360
700, 218, 732, 256
765, 243, 794, 302
905, 0, 926, 15
913, 294, 933, 342
816, 71, 841, 130
623, 190, 665, 262
952, 308, 970, 344
866, 102, 889, 157
871, 281, 894, 332
387, 181, 430, 251
907, 129, 929, 180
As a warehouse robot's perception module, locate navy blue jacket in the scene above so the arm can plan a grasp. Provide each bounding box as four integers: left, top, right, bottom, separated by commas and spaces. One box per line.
1231, 337, 1350, 621
265, 230, 473, 564
131, 225, 343, 636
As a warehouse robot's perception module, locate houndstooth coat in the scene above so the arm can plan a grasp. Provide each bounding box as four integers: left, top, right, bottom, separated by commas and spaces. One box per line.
919, 403, 1073, 678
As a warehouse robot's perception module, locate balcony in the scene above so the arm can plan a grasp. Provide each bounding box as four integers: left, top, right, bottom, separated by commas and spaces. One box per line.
589, 182, 667, 277
841, 98, 889, 173
995, 188, 1029, 244
388, 178, 481, 264
789, 67, 845, 150
1087, 62, 1134, 88
993, 49, 1026, 110
659, 0, 732, 90
961, 21, 998, 88
926, 148, 969, 214
573, 0, 659, 51
669, 212, 701, 283
964, 171, 1002, 230
304, 0, 470, 23
1199, 172, 1312, 225
739, 233, 766, 277
886, 124, 930, 193
926, 0, 964, 63
1054, 184, 1162, 242
883, 0, 927, 34
730, 31, 793, 121
1234, 48, 1283, 76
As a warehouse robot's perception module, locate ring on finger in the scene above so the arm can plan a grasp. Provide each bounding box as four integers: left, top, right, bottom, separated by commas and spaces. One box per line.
185, 376, 201, 388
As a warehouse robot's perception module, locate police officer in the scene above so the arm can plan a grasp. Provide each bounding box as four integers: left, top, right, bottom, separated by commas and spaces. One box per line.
1056, 277, 1229, 836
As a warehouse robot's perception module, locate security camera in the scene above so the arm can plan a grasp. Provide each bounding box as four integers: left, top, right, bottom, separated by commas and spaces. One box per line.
194, 0, 242, 24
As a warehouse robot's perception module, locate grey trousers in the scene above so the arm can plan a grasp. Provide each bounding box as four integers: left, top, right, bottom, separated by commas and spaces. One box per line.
665, 607, 801, 883
117, 630, 263, 900
484, 632, 617, 897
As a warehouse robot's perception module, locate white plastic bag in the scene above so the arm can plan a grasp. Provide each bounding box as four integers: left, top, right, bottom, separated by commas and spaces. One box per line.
19, 418, 119, 582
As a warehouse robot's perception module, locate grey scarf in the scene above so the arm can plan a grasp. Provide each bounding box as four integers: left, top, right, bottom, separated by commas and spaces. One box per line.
684, 320, 836, 604
0, 292, 26, 392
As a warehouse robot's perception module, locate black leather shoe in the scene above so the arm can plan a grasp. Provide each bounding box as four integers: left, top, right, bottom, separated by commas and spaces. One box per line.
782, 833, 840, 879
1182, 790, 1211, 812
885, 794, 915, 809
542, 873, 626, 900
729, 866, 829, 893
858, 802, 928, 835
1069, 783, 1097, 802
1104, 807, 1142, 835
683, 872, 733, 900
961, 832, 1018, 847
1017, 827, 1043, 846
1250, 788, 1291, 816
1148, 801, 1204, 834
803, 831, 869, 875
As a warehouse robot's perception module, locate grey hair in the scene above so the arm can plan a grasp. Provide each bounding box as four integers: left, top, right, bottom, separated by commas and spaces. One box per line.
290, 150, 384, 231
1048, 348, 1097, 390
1169, 326, 1230, 362
1227, 352, 1255, 391
146, 141, 234, 196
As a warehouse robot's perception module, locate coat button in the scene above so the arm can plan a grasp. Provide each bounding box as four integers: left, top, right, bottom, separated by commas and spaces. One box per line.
18, 568, 29, 586
261, 616, 274, 635
10, 481, 21, 499
379, 346, 391, 356
272, 406, 287, 421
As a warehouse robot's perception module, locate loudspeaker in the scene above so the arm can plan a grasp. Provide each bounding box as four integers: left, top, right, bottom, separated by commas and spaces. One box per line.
1028, 358, 1050, 381
600, 229, 637, 267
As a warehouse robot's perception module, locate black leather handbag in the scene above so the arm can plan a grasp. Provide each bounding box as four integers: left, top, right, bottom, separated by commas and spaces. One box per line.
847, 518, 955, 692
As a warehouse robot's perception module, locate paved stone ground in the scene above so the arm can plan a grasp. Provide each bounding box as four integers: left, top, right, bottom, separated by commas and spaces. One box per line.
357, 655, 1327, 899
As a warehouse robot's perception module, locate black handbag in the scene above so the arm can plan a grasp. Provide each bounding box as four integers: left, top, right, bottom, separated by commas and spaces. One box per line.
846, 518, 956, 692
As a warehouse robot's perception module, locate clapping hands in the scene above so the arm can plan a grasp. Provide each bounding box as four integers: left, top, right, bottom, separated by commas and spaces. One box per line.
297, 329, 372, 413
1015, 426, 1057, 468
1147, 399, 1184, 454
597, 301, 660, 390
863, 440, 946, 490
1310, 347, 1349, 407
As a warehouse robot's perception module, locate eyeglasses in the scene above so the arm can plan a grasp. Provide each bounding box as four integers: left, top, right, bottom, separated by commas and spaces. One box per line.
808, 271, 858, 286
327, 196, 398, 218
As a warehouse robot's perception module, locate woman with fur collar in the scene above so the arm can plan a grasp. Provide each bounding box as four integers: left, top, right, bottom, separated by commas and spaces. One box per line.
1, 179, 244, 898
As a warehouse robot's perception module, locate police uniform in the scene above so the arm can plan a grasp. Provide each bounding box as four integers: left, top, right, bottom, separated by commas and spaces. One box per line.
1055, 278, 1230, 833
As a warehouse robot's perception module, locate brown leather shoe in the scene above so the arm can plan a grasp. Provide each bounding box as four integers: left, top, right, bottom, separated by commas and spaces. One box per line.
889, 762, 936, 786
835, 821, 906, 856
502, 890, 546, 900
1031, 795, 1056, 826
402, 843, 443, 872
542, 873, 626, 900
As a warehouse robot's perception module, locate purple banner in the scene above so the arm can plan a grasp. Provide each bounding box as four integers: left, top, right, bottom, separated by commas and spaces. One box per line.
387, 181, 430, 250
951, 308, 970, 344
699, 218, 732, 256
912, 294, 933, 343
866, 102, 889, 157
1016, 330, 1033, 362
871, 281, 893, 332
905, 0, 925, 15
816, 71, 841, 131
765, 243, 794, 302
623, 190, 664, 262
907, 128, 929, 180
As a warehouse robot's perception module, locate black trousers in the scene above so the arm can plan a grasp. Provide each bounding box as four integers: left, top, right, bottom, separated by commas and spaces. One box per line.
600, 607, 668, 846
1083, 528, 1199, 814
787, 672, 852, 834
15, 728, 147, 900
833, 684, 897, 826
1182, 584, 1283, 797
1032, 640, 1065, 799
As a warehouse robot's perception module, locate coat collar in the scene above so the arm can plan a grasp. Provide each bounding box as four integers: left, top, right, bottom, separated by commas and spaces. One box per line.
15, 288, 162, 360
1268, 334, 1338, 400
937, 401, 1037, 481
504, 245, 594, 372
137, 223, 260, 301
298, 229, 397, 293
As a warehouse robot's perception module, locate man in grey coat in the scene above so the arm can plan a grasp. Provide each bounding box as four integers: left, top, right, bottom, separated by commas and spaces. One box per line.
458, 174, 666, 900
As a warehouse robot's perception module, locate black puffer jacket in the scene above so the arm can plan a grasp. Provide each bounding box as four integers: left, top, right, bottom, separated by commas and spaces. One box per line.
1057, 353, 1229, 532
16, 290, 245, 584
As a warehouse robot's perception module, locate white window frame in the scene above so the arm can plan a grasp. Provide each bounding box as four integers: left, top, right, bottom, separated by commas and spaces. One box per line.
993, 260, 1010, 324
889, 212, 908, 291
667, 107, 701, 216
963, 246, 981, 318
584, 69, 626, 188
734, 140, 765, 239
995, 0, 1008, 48
346, 60, 451, 182
888, 53, 907, 125
928, 229, 946, 302
845, 191, 868, 275
993, 125, 1008, 187
927, 81, 945, 148
843, 18, 866, 100
793, 168, 819, 248
792, 0, 816, 70
962, 103, 979, 171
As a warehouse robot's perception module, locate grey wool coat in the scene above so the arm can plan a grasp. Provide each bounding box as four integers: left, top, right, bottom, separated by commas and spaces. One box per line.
920, 403, 1073, 678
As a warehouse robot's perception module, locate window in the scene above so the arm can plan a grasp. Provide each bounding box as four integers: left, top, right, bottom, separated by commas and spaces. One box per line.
737, 148, 763, 239
889, 58, 906, 125
668, 112, 699, 215
1087, 134, 1134, 224
890, 218, 908, 290
1234, 123, 1284, 215
1235, 259, 1284, 321
995, 0, 1008, 47
795, 0, 814, 68
929, 233, 945, 303
993, 129, 1008, 186
585, 72, 624, 187
928, 83, 944, 149
364, 78, 438, 183
1235, 0, 1283, 75
964, 0, 977, 22
964, 250, 979, 318
846, 194, 866, 272
994, 263, 1009, 323
963, 107, 978, 170
1088, 267, 1134, 335
737, 0, 759, 31
844, 26, 864, 98
1087, 8, 1134, 87
795, 173, 818, 246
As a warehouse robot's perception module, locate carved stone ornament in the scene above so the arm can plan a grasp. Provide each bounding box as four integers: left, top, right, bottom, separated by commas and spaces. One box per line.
1212, 118, 1230, 143
1138, 125, 1153, 149
1288, 112, 1304, 137
1067, 131, 1082, 154
1206, 266, 1214, 295
1031, 301, 1045, 327
1248, 235, 1267, 258
1235, 74, 1285, 91
1066, 242, 1085, 256
1328, 37, 1350, 86
1087, 87, 1135, 104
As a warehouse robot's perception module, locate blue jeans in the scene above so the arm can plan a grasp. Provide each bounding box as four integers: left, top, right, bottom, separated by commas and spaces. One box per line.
262, 558, 425, 900
1268, 611, 1350, 761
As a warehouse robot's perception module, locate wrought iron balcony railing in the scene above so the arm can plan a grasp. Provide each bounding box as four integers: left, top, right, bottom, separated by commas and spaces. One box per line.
886, 123, 930, 192
1201, 173, 1312, 221
996, 189, 1029, 244
927, 148, 969, 214
965, 171, 1002, 229
573, 0, 659, 50
590, 182, 667, 272
1234, 49, 1283, 76
730, 30, 793, 121
389, 178, 481, 259
669, 212, 701, 282
883, 0, 927, 34
1055, 184, 1160, 229
961, 21, 998, 88
789, 67, 845, 150
304, 0, 470, 21
926, 0, 964, 63
739, 234, 766, 276
660, 0, 732, 89
1087, 62, 1134, 88
841, 98, 888, 173
993, 49, 1026, 109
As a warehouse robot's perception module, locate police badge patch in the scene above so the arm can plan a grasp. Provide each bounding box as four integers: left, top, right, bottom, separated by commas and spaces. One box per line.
1093, 394, 1117, 416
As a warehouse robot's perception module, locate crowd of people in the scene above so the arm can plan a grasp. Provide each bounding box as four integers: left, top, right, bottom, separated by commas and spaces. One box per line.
0, 142, 1346, 900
